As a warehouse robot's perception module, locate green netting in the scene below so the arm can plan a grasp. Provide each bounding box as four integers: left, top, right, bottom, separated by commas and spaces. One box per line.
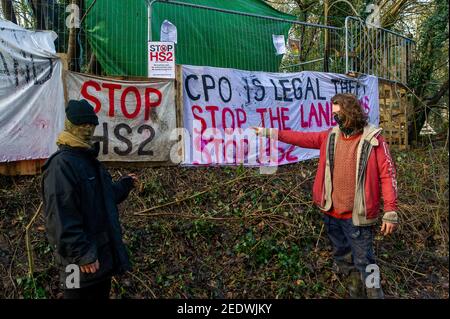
84, 0, 295, 76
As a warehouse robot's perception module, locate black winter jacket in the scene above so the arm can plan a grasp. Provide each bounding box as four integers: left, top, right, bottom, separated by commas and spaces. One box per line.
41, 145, 133, 288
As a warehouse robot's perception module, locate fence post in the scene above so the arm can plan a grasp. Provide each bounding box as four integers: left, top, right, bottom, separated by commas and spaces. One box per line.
345, 16, 350, 74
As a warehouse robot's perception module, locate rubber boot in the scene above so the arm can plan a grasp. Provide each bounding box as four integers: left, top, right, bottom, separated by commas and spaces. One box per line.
332, 252, 355, 275
366, 286, 385, 299
346, 270, 366, 299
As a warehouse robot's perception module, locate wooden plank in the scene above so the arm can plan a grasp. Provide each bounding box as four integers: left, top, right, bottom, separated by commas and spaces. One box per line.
0, 159, 46, 176
175, 64, 185, 164
102, 161, 177, 168
57, 53, 68, 71
65, 71, 169, 83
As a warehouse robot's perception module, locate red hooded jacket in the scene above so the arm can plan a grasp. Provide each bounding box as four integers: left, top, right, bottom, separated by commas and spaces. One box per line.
276, 125, 398, 226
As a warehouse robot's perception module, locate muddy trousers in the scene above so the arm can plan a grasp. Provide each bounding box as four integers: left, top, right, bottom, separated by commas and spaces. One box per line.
323, 214, 377, 281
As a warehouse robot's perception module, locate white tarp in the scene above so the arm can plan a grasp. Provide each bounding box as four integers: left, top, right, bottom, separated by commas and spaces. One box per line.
65, 72, 177, 162
160, 20, 178, 44
0, 19, 64, 162
272, 35, 287, 55
182, 65, 379, 166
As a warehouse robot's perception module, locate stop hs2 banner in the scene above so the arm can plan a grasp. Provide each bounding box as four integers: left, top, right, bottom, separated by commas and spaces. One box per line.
65, 72, 176, 162
182, 65, 379, 166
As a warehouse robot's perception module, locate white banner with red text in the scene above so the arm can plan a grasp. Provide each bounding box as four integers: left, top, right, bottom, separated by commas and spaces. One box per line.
65, 72, 176, 162
182, 65, 379, 166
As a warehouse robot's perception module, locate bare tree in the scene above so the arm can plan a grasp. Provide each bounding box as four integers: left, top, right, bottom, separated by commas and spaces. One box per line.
29, 0, 57, 29
67, 0, 81, 71
1, 0, 17, 23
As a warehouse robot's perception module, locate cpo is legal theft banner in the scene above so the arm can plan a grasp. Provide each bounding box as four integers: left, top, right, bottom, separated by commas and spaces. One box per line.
65, 72, 177, 162
182, 65, 379, 166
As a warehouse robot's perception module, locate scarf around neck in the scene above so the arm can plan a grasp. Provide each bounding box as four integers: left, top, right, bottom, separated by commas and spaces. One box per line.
56, 119, 95, 149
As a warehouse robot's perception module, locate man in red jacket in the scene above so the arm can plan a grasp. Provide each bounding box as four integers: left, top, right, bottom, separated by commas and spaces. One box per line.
254, 93, 398, 299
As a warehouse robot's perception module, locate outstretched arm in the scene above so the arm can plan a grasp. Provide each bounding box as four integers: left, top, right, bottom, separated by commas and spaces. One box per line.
252, 127, 330, 150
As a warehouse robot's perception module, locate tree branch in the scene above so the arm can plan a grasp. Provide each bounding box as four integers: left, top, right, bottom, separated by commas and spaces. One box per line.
425, 79, 449, 107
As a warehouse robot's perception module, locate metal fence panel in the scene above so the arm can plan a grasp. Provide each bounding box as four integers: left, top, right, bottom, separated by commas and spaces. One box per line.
0, 1, 414, 86
345, 16, 415, 84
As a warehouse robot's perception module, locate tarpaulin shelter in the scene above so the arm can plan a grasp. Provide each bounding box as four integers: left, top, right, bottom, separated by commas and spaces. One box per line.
83, 0, 296, 76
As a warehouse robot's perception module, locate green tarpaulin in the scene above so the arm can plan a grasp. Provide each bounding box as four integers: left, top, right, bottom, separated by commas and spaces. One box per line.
84, 0, 295, 76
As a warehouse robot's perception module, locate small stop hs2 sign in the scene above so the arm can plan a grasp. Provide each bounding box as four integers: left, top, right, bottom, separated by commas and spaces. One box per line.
149, 43, 174, 62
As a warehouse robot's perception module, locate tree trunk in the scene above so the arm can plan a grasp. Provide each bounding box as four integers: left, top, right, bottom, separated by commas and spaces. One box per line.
87, 53, 102, 75
407, 0, 448, 143
30, 0, 45, 29
408, 79, 449, 142
67, 0, 81, 72
1, 0, 17, 24
30, 0, 58, 30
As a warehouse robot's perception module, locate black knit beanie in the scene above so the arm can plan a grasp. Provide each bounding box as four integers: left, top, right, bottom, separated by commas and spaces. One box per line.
66, 99, 99, 126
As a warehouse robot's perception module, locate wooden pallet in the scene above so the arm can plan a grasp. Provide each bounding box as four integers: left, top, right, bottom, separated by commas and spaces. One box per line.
378, 79, 411, 150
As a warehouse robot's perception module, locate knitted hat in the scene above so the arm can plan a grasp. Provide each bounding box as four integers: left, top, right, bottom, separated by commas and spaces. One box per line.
66, 99, 99, 126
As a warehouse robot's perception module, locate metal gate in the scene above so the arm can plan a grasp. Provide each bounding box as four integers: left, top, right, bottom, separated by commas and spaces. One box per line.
345, 16, 415, 84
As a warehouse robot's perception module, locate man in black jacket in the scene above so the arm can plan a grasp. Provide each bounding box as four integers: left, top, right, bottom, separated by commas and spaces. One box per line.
42, 99, 137, 299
